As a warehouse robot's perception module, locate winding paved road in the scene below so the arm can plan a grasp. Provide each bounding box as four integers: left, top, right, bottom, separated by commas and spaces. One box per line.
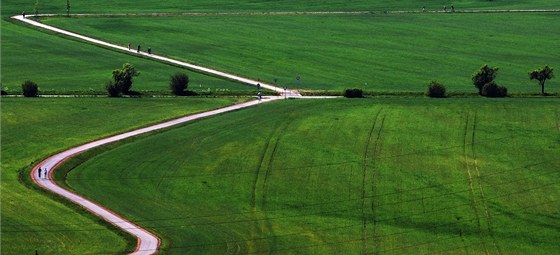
30, 97, 282, 255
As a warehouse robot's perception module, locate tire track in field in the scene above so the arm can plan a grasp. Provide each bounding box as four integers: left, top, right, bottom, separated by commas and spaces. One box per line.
250, 114, 294, 253
370, 115, 386, 255
361, 109, 383, 254
471, 113, 501, 255
462, 113, 489, 254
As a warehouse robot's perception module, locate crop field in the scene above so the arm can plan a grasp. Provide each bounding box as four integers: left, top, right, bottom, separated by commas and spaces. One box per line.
0, 98, 244, 254
5, 0, 560, 15
2, 0, 559, 254
61, 98, 560, 254
0, 19, 253, 94
42, 13, 560, 93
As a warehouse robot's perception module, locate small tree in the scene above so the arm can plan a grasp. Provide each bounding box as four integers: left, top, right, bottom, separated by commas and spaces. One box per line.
529, 66, 554, 95
472, 65, 498, 95
111, 63, 139, 95
66, 0, 70, 17
22, 80, 39, 97
426, 81, 446, 98
170, 73, 189, 96
344, 88, 363, 98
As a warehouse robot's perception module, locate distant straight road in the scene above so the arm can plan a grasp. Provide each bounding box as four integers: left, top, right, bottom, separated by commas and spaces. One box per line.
12, 14, 301, 97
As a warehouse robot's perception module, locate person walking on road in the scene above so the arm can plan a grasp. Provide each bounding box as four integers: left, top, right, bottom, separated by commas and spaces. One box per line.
137, 44, 141, 53
38, 167, 42, 178
22, 11, 26, 18
258, 91, 262, 101
44, 169, 48, 179
147, 47, 152, 54
128, 42, 131, 50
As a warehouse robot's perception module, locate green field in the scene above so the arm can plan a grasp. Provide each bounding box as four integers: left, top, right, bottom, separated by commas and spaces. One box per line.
42, 13, 560, 93
4, 0, 560, 15
0, 97, 244, 254
2, 0, 559, 254
61, 98, 560, 254
0, 18, 255, 94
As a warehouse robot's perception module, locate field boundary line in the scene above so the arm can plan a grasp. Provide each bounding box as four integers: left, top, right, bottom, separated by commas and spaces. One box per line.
462, 113, 489, 254
27, 9, 560, 18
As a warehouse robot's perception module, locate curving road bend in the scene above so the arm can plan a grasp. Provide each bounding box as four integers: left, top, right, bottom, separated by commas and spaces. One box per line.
30, 97, 282, 254
15, 13, 334, 254
12, 14, 301, 97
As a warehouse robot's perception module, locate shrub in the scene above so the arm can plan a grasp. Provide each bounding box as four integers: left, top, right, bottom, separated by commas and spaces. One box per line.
22, 80, 39, 97
426, 81, 446, 98
112, 63, 139, 95
344, 88, 363, 98
482, 82, 508, 98
105, 80, 120, 97
170, 73, 189, 96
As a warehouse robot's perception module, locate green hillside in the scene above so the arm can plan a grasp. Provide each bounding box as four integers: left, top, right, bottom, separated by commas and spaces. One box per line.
63, 98, 560, 254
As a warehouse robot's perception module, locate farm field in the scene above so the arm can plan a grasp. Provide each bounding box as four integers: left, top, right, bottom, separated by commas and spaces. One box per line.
0, 19, 253, 94
42, 13, 560, 93
62, 98, 560, 254
4, 0, 560, 15
0, 97, 244, 254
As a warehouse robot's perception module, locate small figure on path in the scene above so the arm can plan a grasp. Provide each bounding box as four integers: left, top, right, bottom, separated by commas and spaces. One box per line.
443, 5, 447, 12
38, 167, 42, 178
22, 11, 26, 18
256, 82, 261, 91
451, 5, 455, 12
137, 44, 141, 53
422, 6, 425, 12
258, 91, 262, 101
44, 169, 48, 179
147, 47, 152, 54
128, 42, 131, 50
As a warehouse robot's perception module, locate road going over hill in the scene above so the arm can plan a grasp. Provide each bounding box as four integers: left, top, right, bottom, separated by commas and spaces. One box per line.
15, 13, 332, 255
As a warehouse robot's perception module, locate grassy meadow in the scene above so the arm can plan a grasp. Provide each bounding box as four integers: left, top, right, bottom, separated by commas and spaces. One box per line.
42, 13, 560, 93
0, 98, 244, 254
4, 0, 560, 15
0, 18, 254, 94
61, 98, 560, 254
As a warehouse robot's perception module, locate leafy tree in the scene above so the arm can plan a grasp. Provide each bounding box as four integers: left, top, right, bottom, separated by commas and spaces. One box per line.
529, 66, 554, 95
22, 80, 39, 97
426, 81, 446, 98
472, 65, 498, 95
111, 63, 139, 95
170, 73, 189, 96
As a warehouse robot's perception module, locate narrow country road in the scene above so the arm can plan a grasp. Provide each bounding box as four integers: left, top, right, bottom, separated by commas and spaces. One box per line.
11, 14, 301, 97
14, 12, 332, 254
30, 97, 282, 255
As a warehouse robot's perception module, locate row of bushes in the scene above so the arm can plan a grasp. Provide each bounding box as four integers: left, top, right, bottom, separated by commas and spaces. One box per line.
345, 64, 553, 98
